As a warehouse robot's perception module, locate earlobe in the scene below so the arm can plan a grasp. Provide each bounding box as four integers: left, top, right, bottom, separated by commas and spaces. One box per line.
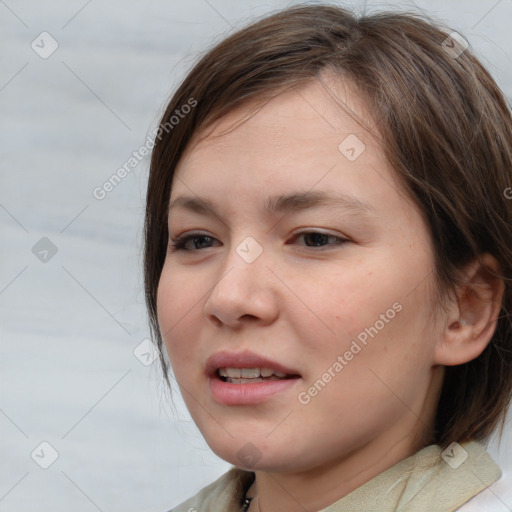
434, 253, 504, 367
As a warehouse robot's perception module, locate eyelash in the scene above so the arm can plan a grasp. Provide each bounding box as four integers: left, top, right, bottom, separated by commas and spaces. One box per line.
169, 231, 350, 252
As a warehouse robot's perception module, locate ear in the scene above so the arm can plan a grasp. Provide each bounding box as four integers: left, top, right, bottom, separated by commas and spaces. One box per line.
434, 253, 505, 366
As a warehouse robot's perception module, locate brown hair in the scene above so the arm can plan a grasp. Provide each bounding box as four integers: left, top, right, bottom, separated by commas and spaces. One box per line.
144, 4, 512, 449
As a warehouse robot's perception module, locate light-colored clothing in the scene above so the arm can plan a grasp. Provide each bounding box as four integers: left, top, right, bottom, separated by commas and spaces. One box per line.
168, 441, 501, 511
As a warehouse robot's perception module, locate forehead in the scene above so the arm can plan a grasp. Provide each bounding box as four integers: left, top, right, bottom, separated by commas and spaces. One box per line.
171, 75, 410, 217
179, 72, 380, 164
176, 76, 383, 172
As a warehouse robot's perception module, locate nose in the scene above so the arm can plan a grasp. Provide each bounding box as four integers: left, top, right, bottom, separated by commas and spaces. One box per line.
203, 241, 280, 329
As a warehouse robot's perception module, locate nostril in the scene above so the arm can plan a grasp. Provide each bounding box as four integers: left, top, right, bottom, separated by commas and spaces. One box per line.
204, 313, 223, 329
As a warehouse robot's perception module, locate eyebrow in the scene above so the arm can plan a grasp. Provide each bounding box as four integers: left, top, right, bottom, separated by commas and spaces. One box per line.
168, 190, 376, 222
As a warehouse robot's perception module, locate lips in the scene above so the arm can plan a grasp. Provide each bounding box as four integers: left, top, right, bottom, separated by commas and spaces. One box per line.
205, 350, 301, 379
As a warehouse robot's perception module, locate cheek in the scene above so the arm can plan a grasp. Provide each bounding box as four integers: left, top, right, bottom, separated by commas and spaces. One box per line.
294, 262, 395, 343
156, 267, 202, 366
296, 260, 434, 376
280, 270, 387, 383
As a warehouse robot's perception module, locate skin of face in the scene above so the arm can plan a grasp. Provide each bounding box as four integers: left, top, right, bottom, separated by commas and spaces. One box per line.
156, 74, 450, 510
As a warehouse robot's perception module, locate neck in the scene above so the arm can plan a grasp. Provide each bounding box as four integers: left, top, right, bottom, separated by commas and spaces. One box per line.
247, 428, 431, 512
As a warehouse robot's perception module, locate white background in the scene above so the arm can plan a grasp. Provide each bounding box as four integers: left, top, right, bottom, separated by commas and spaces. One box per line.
1, 0, 511, 511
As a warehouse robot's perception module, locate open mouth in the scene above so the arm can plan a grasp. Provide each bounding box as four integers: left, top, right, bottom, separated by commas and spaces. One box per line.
216, 367, 300, 384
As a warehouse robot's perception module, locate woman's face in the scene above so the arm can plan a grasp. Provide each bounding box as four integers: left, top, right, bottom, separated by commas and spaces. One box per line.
157, 76, 445, 474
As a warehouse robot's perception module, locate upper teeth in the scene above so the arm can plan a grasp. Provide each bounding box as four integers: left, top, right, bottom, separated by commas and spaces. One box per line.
218, 367, 288, 378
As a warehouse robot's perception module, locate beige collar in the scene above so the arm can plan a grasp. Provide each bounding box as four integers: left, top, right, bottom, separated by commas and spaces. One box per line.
170, 441, 501, 512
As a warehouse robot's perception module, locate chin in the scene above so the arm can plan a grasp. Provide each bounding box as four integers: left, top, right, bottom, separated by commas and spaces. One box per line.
210, 437, 313, 473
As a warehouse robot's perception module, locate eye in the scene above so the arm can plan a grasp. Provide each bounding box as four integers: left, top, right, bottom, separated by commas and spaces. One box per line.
291, 231, 349, 248
169, 233, 221, 251
168, 230, 349, 253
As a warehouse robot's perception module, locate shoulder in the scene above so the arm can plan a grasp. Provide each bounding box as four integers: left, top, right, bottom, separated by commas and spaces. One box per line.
166, 466, 254, 512
456, 466, 510, 511
400, 440, 503, 511
319, 440, 502, 512
394, 440, 503, 511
